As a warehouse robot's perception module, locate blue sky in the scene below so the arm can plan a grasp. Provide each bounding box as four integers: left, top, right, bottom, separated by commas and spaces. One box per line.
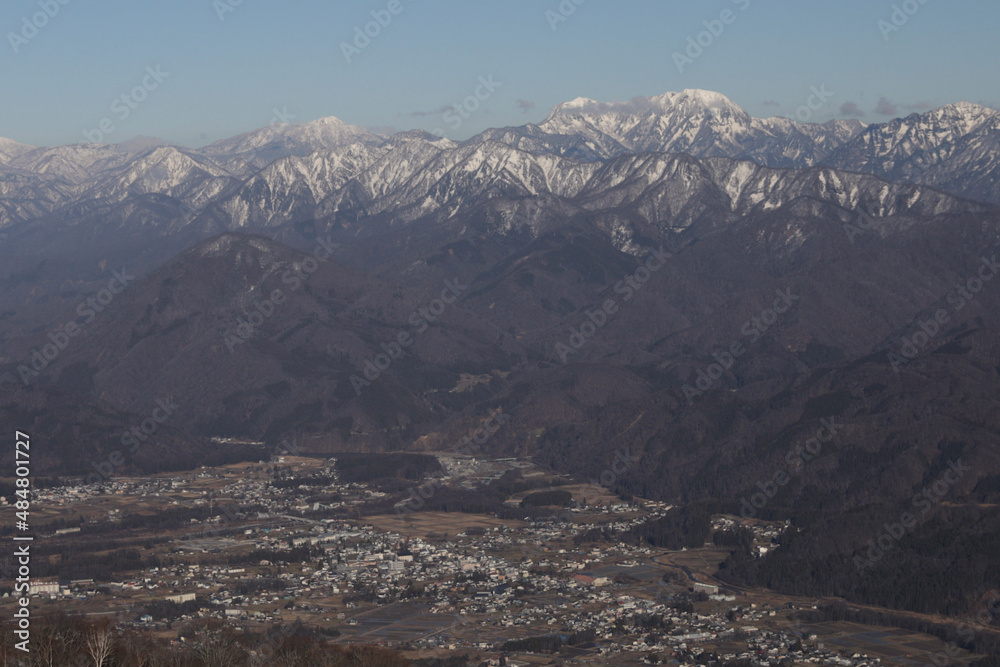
2, 0, 998, 147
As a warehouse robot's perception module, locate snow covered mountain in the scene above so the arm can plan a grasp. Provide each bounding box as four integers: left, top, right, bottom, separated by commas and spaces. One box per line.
5, 90, 1000, 629
201, 116, 384, 175
0, 137, 34, 163
0, 90, 997, 264
477, 89, 867, 168
474, 90, 1000, 206
824, 101, 1000, 204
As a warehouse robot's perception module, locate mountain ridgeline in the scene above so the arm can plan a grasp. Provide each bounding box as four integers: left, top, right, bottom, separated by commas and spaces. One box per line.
1, 89, 999, 618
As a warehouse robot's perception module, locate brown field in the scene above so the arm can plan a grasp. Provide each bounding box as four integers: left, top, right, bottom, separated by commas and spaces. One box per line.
504, 482, 629, 505
802, 620, 979, 665
365, 512, 526, 539
652, 548, 989, 666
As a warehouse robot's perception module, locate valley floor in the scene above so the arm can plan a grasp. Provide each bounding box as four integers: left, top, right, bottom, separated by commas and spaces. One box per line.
1, 454, 993, 666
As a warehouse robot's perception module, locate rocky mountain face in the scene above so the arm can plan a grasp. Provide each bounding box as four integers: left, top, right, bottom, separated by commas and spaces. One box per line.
1, 89, 997, 258
824, 102, 1000, 204
1, 89, 1000, 616
528, 89, 866, 166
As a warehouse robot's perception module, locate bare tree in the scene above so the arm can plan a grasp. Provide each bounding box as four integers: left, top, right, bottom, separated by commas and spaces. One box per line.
32, 625, 61, 667
327, 645, 409, 667
193, 624, 246, 667
27, 616, 84, 667
246, 651, 268, 667
115, 631, 155, 667
147, 647, 195, 667
83, 621, 114, 667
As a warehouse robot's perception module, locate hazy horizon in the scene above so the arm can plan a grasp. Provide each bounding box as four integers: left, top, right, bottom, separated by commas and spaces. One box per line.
2, 0, 998, 146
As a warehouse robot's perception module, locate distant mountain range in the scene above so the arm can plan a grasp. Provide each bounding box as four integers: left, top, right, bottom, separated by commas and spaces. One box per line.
1, 88, 998, 236
1, 89, 999, 617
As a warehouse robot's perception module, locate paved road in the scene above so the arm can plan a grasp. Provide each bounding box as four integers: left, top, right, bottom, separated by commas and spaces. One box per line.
649, 551, 697, 582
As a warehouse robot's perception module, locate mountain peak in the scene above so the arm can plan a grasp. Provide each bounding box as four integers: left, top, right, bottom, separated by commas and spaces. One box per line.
544, 97, 602, 120
949, 100, 993, 112
545, 89, 748, 123
302, 115, 349, 129
663, 89, 741, 110
935, 101, 999, 122
0, 136, 36, 162
561, 96, 600, 110
201, 114, 380, 162
909, 101, 999, 135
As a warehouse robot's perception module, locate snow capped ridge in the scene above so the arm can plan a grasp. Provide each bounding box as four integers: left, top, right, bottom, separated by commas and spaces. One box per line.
2, 89, 998, 248
67, 144, 239, 211
519, 89, 1000, 207
7, 143, 134, 184
944, 100, 995, 114
0, 137, 36, 162
652, 88, 743, 112
200, 114, 381, 172
543, 97, 610, 122
539, 89, 807, 164
126, 146, 232, 181
561, 96, 599, 109
302, 115, 349, 127
291, 115, 382, 143
821, 100, 1000, 204
545, 89, 748, 123
921, 101, 997, 124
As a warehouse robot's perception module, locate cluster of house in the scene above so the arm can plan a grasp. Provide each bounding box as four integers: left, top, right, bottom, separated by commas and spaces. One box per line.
85, 518, 873, 665
711, 514, 791, 557
7, 458, 881, 665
